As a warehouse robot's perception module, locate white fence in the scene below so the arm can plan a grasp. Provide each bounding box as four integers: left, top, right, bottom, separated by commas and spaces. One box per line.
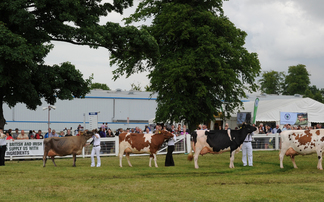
4, 133, 280, 161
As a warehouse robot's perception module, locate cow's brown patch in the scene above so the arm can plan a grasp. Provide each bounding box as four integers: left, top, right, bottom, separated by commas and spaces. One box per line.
294, 131, 312, 145
320, 136, 324, 142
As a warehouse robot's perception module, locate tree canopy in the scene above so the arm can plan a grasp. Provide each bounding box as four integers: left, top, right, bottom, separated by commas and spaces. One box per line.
90, 83, 111, 90
122, 0, 261, 130
283, 64, 310, 95
259, 70, 285, 94
0, 0, 159, 129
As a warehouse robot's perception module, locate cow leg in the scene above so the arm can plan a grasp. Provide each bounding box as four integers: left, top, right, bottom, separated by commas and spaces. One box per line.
126, 153, 132, 167
119, 150, 124, 167
153, 153, 158, 168
72, 154, 76, 167
316, 149, 323, 170
194, 145, 203, 169
279, 149, 286, 169
51, 156, 57, 167
290, 156, 298, 169
43, 149, 49, 167
229, 150, 236, 168
149, 154, 153, 167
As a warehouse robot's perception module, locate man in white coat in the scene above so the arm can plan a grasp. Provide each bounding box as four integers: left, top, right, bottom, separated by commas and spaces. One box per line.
90, 129, 101, 167
242, 124, 256, 167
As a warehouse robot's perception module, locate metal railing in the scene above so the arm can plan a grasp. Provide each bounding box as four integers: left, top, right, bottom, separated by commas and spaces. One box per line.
4, 133, 280, 161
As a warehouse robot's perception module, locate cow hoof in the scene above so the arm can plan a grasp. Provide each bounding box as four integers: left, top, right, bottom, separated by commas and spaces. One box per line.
72, 165, 76, 167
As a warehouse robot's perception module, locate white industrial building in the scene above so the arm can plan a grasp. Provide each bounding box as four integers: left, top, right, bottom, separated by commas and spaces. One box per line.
3, 89, 158, 133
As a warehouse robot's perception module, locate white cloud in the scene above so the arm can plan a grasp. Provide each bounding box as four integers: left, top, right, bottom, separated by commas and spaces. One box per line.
45, 0, 324, 91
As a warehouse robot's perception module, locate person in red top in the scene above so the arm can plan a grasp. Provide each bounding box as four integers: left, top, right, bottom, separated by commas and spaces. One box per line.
6, 131, 13, 140
35, 130, 43, 139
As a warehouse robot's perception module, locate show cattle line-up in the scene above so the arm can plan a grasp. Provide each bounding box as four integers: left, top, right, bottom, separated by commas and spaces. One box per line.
1, 122, 324, 169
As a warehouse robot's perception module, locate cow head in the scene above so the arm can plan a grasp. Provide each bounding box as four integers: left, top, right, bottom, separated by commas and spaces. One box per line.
157, 129, 174, 140
83, 131, 94, 140
241, 123, 257, 133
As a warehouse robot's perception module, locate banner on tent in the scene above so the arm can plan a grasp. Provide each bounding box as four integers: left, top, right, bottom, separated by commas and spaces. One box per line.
237, 112, 252, 125
280, 112, 308, 125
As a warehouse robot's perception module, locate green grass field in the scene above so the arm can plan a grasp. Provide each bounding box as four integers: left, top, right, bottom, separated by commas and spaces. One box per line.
1, 151, 324, 201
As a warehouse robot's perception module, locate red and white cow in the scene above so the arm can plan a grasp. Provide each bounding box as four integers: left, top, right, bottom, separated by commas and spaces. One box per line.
279, 129, 324, 170
119, 129, 174, 167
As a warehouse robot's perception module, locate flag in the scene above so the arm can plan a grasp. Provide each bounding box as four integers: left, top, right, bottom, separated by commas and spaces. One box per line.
252, 98, 259, 124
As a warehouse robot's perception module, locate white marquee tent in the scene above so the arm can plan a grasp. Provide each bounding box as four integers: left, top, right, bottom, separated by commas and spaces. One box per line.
231, 96, 324, 125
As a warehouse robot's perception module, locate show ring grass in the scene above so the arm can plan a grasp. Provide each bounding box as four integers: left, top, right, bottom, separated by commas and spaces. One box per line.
2, 151, 324, 201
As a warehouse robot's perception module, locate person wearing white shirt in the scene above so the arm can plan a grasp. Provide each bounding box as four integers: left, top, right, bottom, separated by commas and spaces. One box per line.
242, 124, 255, 166
90, 129, 101, 167
165, 132, 177, 166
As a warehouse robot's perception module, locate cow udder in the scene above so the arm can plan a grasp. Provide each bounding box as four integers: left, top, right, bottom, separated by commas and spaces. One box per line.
47, 149, 59, 157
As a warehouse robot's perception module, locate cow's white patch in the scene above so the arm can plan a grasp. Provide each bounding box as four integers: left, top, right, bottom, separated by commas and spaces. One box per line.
144, 134, 152, 143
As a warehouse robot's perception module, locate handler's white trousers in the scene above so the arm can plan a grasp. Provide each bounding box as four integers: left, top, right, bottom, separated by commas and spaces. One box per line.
91, 146, 101, 167
242, 142, 253, 166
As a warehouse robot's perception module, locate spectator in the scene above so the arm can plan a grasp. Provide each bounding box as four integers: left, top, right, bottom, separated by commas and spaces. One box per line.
100, 123, 105, 131
12, 128, 19, 139
49, 129, 59, 138
35, 130, 44, 139
17, 130, 29, 140
76, 130, 82, 136
272, 125, 282, 134
59, 131, 65, 137
135, 127, 141, 133
144, 127, 152, 134
28, 130, 35, 139
0, 129, 7, 166
6, 131, 14, 140
181, 126, 189, 136
65, 129, 72, 137
8, 129, 12, 137
63, 127, 68, 135
263, 125, 273, 149
170, 125, 176, 133
99, 128, 106, 138
177, 124, 182, 133
115, 128, 123, 136
44, 128, 52, 139
107, 128, 115, 137
105, 123, 108, 130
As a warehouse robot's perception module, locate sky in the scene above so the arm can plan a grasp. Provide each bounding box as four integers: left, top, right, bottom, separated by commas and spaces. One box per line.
44, 0, 324, 92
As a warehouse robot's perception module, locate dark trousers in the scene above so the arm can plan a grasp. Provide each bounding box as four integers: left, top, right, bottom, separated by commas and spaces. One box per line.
0, 145, 6, 166
165, 145, 175, 166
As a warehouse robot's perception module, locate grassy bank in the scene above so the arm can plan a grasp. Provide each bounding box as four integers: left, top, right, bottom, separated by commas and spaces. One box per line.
1, 151, 324, 201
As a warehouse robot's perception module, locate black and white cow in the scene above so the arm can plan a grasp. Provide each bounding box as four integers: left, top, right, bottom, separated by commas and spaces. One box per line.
188, 123, 256, 169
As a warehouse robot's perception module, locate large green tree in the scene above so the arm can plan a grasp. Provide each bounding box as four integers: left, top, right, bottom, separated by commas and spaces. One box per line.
283, 64, 310, 95
0, 0, 158, 129
119, 0, 261, 130
259, 70, 285, 94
